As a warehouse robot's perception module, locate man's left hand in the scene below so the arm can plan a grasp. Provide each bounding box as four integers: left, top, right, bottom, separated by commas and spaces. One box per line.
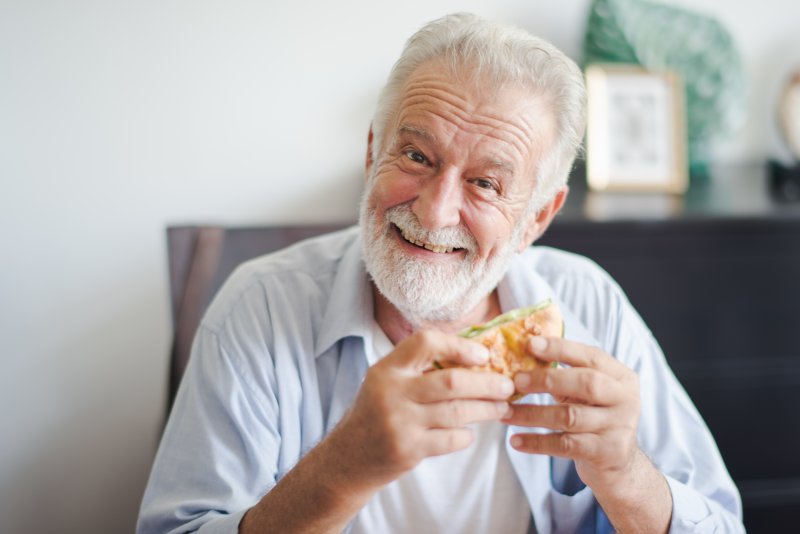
502, 336, 641, 492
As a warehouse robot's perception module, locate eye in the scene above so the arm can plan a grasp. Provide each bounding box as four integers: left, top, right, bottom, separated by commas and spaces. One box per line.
471, 178, 499, 192
403, 149, 428, 164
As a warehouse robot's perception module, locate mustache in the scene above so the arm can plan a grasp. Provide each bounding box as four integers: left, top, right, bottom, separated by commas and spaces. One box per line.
384, 204, 477, 251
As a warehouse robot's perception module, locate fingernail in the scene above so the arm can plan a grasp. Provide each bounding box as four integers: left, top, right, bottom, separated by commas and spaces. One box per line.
510, 435, 523, 448
469, 344, 489, 364
514, 373, 530, 389
498, 403, 513, 418
528, 337, 547, 354
499, 377, 515, 396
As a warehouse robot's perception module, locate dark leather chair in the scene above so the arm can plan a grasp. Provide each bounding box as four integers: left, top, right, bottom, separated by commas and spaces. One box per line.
166, 224, 351, 407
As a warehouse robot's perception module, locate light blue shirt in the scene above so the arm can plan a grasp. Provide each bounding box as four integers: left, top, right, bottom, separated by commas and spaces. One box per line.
138, 226, 743, 533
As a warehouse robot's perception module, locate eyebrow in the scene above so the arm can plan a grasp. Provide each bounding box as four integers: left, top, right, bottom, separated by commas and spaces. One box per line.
396, 122, 517, 176
397, 123, 438, 144
482, 156, 516, 176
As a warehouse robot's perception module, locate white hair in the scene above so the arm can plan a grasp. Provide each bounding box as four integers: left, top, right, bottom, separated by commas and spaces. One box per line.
371, 12, 587, 213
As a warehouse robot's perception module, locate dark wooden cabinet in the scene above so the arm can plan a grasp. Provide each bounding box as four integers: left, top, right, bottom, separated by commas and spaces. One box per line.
538, 165, 800, 532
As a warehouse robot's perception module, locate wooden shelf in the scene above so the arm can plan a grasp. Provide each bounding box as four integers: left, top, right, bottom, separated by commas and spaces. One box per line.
558, 163, 800, 223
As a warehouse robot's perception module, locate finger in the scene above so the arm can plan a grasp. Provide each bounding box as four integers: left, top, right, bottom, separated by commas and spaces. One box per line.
421, 428, 475, 457
509, 431, 599, 460
526, 337, 628, 378
502, 403, 609, 432
514, 367, 625, 406
391, 330, 489, 371
410, 367, 515, 402
423, 399, 511, 428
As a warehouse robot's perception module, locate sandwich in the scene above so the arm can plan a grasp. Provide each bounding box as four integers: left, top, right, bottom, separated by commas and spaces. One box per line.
436, 299, 563, 401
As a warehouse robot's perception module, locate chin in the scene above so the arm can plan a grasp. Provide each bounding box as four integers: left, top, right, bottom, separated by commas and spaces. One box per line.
359, 191, 521, 326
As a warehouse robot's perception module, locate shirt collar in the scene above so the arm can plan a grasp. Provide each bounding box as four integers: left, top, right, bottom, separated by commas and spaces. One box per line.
314, 228, 374, 358
497, 249, 557, 313
314, 239, 600, 358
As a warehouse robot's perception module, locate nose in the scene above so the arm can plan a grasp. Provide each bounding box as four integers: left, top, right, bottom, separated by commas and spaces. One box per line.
412, 167, 462, 230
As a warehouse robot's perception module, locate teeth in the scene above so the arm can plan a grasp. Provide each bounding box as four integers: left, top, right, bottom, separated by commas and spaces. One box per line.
400, 228, 454, 254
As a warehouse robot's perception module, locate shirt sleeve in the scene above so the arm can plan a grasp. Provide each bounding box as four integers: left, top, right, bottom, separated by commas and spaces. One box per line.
610, 284, 744, 533
136, 325, 281, 534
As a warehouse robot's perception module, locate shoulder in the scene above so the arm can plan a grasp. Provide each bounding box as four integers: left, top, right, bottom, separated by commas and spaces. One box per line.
201, 226, 360, 332
522, 245, 624, 296
518, 246, 649, 359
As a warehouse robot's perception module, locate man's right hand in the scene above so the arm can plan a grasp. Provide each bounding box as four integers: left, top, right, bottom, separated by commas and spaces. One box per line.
241, 330, 514, 534
330, 329, 516, 489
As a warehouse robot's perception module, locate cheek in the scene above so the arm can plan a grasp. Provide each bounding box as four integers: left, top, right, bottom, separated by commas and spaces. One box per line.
462, 206, 518, 259
369, 172, 419, 211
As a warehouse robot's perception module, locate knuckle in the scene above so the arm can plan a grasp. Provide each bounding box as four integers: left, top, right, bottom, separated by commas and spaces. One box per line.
558, 433, 574, 455
387, 441, 416, 471
380, 427, 401, 459
608, 433, 631, 458
542, 369, 555, 390
621, 414, 638, 433
582, 373, 600, 401
380, 409, 402, 437
449, 401, 466, 424
442, 370, 460, 392
364, 366, 390, 392
587, 347, 604, 368
564, 404, 579, 430
445, 431, 461, 450
415, 329, 437, 346
445, 429, 470, 451
364, 365, 379, 384
384, 428, 421, 469
372, 386, 394, 412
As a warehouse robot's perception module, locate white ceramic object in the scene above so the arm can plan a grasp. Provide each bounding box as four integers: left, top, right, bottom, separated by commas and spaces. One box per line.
780, 72, 800, 160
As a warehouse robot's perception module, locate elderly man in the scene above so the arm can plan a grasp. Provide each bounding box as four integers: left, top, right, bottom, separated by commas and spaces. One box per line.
138, 13, 743, 533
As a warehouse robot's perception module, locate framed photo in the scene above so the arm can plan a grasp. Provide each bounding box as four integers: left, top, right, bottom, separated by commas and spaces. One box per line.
585, 64, 688, 193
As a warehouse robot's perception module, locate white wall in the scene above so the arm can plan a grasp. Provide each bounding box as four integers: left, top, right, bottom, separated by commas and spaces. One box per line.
1, 1, 798, 532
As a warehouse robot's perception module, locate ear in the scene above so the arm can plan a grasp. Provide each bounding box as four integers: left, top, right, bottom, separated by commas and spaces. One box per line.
516, 186, 569, 253
365, 126, 375, 181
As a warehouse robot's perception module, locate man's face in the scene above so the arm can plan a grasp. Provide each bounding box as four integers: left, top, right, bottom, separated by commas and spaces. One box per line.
360, 61, 556, 325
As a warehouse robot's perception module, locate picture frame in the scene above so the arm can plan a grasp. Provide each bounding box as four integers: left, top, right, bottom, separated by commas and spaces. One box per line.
585, 64, 688, 193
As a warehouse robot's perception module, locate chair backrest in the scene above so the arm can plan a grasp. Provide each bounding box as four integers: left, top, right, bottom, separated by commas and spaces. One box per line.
166, 223, 351, 407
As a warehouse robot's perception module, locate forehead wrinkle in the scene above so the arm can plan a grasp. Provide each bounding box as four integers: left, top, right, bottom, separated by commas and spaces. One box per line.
397, 99, 536, 166
441, 107, 536, 166
402, 75, 541, 143
401, 84, 543, 160
404, 78, 472, 109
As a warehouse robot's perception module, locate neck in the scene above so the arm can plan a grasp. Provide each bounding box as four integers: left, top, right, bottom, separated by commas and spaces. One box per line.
372, 284, 502, 345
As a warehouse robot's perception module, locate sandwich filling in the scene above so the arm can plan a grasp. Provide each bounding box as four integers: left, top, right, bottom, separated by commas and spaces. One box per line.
437, 299, 564, 400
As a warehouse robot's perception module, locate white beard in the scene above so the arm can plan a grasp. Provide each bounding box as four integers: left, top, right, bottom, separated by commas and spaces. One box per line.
359, 187, 525, 327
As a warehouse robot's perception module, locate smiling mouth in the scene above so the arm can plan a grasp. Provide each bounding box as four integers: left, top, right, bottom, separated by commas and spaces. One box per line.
394, 224, 464, 254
